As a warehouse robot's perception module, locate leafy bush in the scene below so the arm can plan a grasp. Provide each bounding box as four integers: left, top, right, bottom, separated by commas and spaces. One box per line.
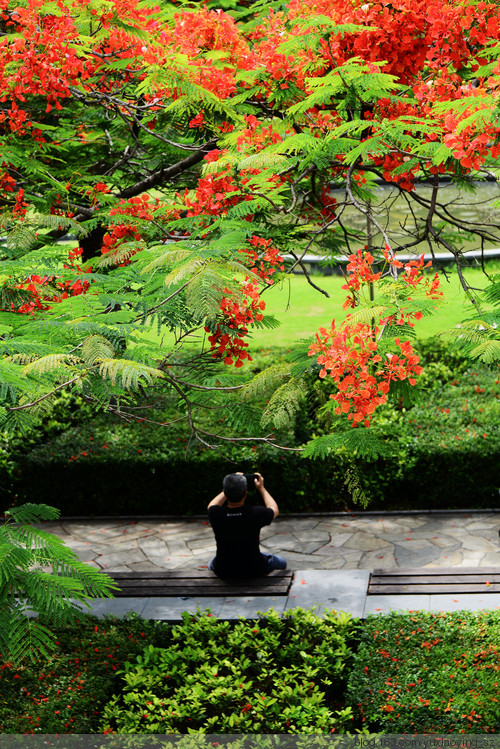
346, 610, 500, 733
100, 608, 358, 734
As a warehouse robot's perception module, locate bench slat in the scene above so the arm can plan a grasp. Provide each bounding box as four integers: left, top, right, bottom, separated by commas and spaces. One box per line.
369, 567, 500, 595
370, 583, 500, 594
370, 574, 500, 585
108, 569, 294, 597
113, 586, 290, 597
111, 570, 293, 580
112, 579, 292, 588
372, 567, 500, 577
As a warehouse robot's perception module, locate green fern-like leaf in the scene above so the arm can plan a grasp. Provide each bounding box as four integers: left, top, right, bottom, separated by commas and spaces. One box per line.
218, 399, 263, 435
343, 463, 371, 508
302, 429, 390, 459
22, 353, 82, 375
163, 257, 206, 287
287, 339, 317, 376
4, 225, 39, 258
0, 504, 117, 663
483, 275, 500, 307
242, 363, 290, 400
344, 304, 388, 326
81, 335, 116, 366
5, 503, 60, 524
98, 358, 164, 389
139, 245, 199, 274
467, 339, 500, 363
185, 268, 225, 318
0, 611, 56, 663
261, 376, 305, 430
238, 152, 288, 171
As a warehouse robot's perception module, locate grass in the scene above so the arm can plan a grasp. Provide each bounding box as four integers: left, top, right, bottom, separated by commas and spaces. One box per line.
249, 263, 496, 349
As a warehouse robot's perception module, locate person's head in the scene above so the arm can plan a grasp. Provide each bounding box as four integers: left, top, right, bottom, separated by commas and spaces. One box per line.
223, 473, 247, 504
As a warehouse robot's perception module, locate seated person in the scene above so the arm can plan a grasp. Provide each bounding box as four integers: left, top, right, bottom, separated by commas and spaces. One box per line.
207, 472, 286, 578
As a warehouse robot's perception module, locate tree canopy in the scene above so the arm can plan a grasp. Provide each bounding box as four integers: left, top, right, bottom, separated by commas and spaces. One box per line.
0, 0, 499, 454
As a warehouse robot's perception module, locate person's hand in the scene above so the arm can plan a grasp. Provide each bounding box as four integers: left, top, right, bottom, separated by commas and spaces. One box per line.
254, 472, 264, 492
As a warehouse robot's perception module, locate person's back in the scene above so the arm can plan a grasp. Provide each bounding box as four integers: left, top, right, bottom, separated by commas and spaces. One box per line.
207, 472, 286, 579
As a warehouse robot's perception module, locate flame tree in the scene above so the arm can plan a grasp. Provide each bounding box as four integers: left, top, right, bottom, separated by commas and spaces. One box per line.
0, 0, 499, 456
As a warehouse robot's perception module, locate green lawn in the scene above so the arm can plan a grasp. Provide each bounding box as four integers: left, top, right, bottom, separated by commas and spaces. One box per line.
249, 264, 495, 349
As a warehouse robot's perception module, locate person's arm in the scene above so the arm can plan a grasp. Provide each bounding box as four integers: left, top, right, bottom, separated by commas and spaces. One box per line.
254, 472, 279, 519
207, 491, 226, 510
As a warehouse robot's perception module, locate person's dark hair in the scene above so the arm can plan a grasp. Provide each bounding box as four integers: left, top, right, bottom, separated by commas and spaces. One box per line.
223, 473, 247, 503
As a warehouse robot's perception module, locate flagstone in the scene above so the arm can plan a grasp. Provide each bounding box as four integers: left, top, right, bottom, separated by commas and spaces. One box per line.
273, 519, 320, 531
94, 548, 147, 567
425, 550, 463, 567
461, 535, 498, 552
272, 550, 328, 567
127, 561, 166, 571
343, 531, 391, 551
317, 557, 346, 569
480, 552, 500, 566
455, 552, 486, 567
187, 537, 218, 550
190, 546, 216, 557
360, 549, 398, 569
417, 533, 460, 549
294, 530, 330, 544
394, 542, 442, 568
165, 540, 191, 555
138, 537, 169, 553
73, 548, 100, 562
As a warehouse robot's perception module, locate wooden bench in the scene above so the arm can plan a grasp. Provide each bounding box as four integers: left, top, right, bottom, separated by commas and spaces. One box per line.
110, 569, 294, 597
368, 567, 500, 595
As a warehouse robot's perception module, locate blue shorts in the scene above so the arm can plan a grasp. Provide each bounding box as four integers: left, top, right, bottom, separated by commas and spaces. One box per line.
208, 553, 287, 575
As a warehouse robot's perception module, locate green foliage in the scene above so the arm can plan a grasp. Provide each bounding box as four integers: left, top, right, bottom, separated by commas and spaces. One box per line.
346, 610, 500, 733
0, 504, 117, 663
0, 0, 498, 462
100, 608, 358, 734
4, 341, 498, 515
5, 607, 500, 736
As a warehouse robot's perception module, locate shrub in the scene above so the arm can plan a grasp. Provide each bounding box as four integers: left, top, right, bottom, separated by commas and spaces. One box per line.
100, 608, 359, 734
346, 610, 500, 733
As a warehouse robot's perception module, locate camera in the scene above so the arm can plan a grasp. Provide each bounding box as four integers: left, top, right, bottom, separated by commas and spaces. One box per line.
244, 473, 258, 489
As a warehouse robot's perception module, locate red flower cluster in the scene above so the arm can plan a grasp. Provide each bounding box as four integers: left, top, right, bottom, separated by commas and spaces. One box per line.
184, 171, 242, 218
12, 188, 28, 218
237, 115, 285, 153
239, 235, 284, 284
206, 236, 284, 366
110, 194, 162, 221
206, 279, 265, 368
342, 250, 382, 309
309, 320, 423, 426
309, 246, 442, 425
101, 224, 142, 263
5, 248, 90, 315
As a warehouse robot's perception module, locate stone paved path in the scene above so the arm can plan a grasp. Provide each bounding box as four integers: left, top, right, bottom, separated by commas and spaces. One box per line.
42, 511, 500, 573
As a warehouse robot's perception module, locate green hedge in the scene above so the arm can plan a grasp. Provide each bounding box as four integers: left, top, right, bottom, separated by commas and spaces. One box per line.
4, 341, 500, 515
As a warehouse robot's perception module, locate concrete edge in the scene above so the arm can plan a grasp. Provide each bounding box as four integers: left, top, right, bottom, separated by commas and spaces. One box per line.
49, 508, 500, 522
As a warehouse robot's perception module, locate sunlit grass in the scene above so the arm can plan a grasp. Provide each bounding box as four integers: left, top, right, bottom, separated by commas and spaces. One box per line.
247, 264, 496, 349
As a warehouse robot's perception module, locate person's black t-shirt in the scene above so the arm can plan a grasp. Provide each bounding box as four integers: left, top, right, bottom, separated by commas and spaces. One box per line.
208, 505, 274, 578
